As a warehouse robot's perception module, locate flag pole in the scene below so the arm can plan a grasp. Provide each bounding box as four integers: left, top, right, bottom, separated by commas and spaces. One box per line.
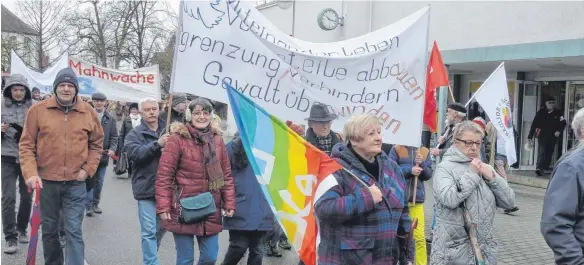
165, 0, 184, 133
465, 62, 505, 108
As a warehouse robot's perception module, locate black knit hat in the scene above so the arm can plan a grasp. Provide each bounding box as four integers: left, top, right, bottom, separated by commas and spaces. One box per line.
448, 102, 467, 114
129, 102, 139, 111
53, 68, 79, 96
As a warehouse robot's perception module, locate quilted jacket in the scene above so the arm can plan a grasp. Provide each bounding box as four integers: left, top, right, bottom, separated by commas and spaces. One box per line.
314, 143, 414, 265
431, 146, 516, 265
155, 122, 235, 236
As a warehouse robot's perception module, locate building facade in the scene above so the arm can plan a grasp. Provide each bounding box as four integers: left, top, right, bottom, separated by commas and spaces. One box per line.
1, 4, 40, 75
257, 0, 584, 170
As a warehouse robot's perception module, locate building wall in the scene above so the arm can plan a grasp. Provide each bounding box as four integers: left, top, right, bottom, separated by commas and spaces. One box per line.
1, 32, 39, 70
258, 1, 584, 50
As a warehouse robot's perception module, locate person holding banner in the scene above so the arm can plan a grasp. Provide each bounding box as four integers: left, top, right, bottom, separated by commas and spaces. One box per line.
431, 103, 467, 159
388, 143, 433, 265
314, 114, 414, 265
160, 92, 188, 125
156, 98, 235, 265
19, 68, 105, 265
431, 121, 515, 265
221, 133, 274, 265
1, 74, 34, 254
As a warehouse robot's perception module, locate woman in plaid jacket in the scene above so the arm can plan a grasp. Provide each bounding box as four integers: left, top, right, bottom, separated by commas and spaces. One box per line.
314, 114, 414, 265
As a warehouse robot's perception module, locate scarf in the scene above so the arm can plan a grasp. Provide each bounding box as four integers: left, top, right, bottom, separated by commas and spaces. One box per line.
187, 123, 225, 191
96, 109, 105, 122
130, 113, 141, 128
305, 128, 340, 155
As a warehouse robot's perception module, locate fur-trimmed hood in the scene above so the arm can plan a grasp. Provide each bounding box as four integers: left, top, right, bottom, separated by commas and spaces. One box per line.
169, 122, 222, 139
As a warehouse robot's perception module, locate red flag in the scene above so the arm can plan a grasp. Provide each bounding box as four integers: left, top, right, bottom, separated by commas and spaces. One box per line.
425, 41, 449, 132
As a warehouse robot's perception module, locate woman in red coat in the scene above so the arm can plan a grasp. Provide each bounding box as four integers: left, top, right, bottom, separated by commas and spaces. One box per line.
156, 98, 236, 265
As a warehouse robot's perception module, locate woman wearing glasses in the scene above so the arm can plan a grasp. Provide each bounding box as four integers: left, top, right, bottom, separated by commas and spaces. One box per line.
430, 121, 515, 265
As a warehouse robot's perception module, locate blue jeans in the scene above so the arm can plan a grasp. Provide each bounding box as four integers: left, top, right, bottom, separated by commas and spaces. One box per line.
86, 165, 107, 208
138, 200, 166, 265
40, 180, 86, 265
173, 233, 219, 265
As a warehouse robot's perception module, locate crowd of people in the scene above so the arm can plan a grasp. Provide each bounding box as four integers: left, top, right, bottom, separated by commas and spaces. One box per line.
1, 67, 583, 265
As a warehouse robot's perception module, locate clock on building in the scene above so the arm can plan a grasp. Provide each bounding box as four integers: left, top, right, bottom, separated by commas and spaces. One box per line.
317, 8, 342, 31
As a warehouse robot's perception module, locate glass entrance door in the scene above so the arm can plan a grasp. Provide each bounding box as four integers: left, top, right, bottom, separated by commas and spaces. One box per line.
519, 82, 540, 170
564, 81, 584, 152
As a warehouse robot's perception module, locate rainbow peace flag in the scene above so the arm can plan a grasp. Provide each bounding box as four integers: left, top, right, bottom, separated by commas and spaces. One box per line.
226, 83, 342, 265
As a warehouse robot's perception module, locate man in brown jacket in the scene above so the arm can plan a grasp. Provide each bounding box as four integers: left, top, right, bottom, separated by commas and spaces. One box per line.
19, 68, 104, 265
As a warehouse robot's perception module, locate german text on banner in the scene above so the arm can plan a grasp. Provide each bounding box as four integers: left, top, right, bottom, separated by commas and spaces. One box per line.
172, 0, 430, 147
68, 57, 161, 101
226, 82, 342, 265
10, 50, 68, 96
473, 62, 517, 165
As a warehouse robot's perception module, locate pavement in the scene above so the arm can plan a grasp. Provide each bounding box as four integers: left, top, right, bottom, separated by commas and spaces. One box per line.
2, 166, 556, 265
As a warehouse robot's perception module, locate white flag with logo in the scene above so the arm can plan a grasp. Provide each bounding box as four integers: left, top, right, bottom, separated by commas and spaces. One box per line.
473, 62, 517, 165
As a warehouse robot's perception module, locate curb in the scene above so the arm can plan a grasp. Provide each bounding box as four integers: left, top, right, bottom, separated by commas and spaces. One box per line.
507, 173, 549, 189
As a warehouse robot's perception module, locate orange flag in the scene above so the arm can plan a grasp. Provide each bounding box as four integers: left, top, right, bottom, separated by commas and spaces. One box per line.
425, 41, 450, 132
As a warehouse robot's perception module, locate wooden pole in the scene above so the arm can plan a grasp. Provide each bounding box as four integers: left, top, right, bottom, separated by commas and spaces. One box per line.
411, 148, 421, 206
447, 85, 455, 103
165, 94, 174, 133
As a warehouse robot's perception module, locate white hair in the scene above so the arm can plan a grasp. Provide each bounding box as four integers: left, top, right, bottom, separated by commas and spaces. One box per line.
138, 97, 159, 111
572, 108, 584, 140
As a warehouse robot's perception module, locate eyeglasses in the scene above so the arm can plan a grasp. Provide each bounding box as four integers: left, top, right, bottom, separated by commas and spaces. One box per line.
455, 138, 482, 148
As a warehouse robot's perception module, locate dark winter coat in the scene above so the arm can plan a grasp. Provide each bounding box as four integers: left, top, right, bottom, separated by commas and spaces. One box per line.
98, 111, 118, 167
117, 115, 137, 155
541, 146, 584, 265
314, 143, 414, 265
155, 122, 235, 236
222, 141, 274, 231
1, 86, 33, 159
528, 108, 566, 141
124, 118, 166, 200
388, 145, 433, 203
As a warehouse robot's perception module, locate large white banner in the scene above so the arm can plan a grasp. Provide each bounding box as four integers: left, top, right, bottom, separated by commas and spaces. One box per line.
10, 50, 68, 96
10, 51, 162, 102
171, 0, 430, 146
69, 57, 161, 102
473, 62, 517, 165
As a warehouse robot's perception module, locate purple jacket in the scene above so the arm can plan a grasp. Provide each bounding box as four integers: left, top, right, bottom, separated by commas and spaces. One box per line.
314, 143, 414, 265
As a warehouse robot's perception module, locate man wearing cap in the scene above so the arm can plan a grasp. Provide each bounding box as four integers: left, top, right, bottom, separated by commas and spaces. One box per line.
86, 92, 118, 216
19, 68, 104, 265
160, 92, 188, 125
305, 102, 343, 155
528, 97, 567, 176
1, 74, 34, 254
431, 102, 467, 159
31, 87, 42, 101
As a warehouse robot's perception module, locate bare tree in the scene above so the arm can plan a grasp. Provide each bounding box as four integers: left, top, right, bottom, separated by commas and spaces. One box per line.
16, 0, 72, 70
67, 0, 139, 68
125, 1, 175, 68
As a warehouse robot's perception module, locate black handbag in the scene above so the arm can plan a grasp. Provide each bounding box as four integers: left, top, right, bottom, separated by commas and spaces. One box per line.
176, 190, 216, 224
114, 152, 128, 175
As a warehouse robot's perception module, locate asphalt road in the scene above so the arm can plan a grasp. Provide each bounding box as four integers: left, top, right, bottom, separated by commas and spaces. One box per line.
1, 164, 555, 265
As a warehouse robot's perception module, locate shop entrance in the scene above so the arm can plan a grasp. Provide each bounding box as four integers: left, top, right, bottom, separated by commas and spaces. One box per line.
564, 81, 584, 152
